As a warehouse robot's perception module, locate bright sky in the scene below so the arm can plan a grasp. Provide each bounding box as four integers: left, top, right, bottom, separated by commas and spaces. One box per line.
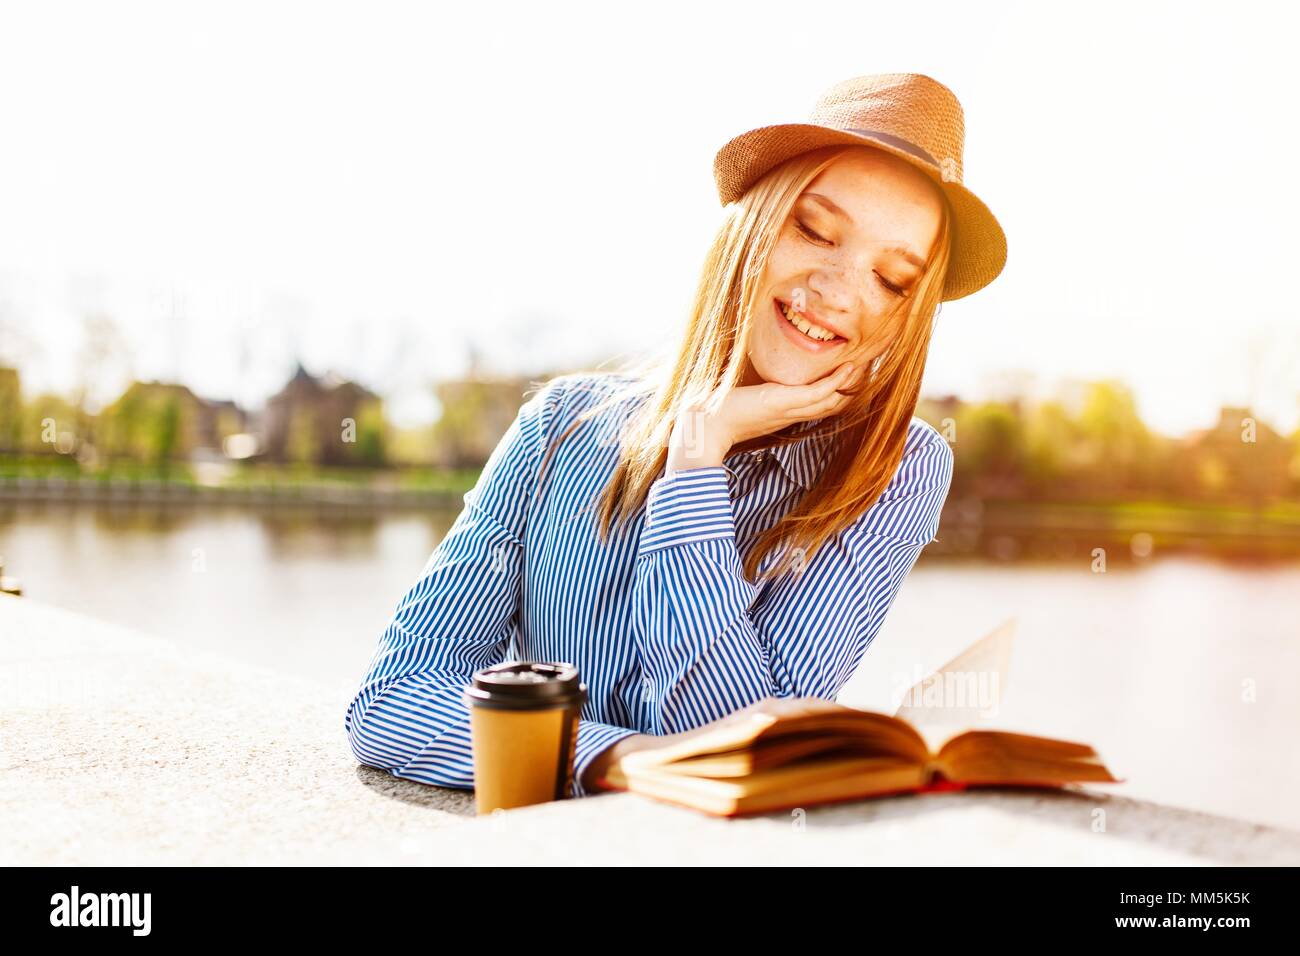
1, 0, 1297, 434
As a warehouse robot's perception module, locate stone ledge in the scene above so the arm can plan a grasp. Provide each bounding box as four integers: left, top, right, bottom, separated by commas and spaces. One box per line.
2, 595, 1297, 866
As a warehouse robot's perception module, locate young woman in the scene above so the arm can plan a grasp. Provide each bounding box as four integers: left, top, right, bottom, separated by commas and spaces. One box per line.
345, 73, 1007, 798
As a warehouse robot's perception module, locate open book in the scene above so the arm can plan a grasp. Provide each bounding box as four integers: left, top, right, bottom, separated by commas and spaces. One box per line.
601, 618, 1122, 817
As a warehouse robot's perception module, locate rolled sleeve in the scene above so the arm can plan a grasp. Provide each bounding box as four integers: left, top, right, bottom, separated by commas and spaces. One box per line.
637, 466, 736, 555
571, 719, 642, 797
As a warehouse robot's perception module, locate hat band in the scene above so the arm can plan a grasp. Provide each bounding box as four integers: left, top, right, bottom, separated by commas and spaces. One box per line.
841, 127, 939, 168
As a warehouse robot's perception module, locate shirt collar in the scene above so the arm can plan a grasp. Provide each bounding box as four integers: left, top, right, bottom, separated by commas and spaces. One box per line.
723, 417, 834, 490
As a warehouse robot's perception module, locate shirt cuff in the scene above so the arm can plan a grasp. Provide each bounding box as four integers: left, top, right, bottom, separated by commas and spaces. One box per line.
638, 466, 736, 556
571, 719, 642, 798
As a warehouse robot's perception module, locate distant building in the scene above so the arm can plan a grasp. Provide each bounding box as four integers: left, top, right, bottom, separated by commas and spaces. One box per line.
917, 393, 963, 429
196, 398, 249, 451
1181, 406, 1290, 500
98, 381, 246, 460
1184, 407, 1279, 447
260, 363, 384, 465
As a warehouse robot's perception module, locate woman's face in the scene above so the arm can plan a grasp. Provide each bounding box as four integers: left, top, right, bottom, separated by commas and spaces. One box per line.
743, 146, 944, 387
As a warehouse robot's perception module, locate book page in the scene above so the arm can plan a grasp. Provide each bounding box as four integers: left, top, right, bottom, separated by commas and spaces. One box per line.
892, 617, 1016, 750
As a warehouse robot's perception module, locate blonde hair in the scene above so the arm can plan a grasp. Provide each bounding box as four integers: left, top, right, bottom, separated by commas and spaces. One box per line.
537, 143, 952, 585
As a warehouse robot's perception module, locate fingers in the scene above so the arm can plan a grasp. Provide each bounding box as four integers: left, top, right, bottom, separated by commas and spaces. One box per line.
783, 364, 865, 419
772, 361, 854, 409
725, 361, 865, 446
784, 390, 852, 420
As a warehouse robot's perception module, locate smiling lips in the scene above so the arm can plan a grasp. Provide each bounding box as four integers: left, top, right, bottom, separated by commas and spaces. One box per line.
774, 298, 847, 346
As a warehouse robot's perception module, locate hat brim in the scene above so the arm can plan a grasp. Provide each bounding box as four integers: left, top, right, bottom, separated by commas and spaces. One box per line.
713, 123, 1007, 302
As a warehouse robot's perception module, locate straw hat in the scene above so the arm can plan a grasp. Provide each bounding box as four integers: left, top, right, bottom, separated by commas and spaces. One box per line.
713, 73, 1007, 302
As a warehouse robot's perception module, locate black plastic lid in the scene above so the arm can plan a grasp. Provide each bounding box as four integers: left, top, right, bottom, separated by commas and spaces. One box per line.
464, 661, 587, 711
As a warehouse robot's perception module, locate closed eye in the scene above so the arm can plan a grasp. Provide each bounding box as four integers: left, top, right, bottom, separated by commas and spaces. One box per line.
875, 272, 907, 298
795, 220, 910, 299
794, 220, 830, 245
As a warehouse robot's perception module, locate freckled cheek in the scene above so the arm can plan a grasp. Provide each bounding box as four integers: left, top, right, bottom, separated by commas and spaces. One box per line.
765, 240, 821, 284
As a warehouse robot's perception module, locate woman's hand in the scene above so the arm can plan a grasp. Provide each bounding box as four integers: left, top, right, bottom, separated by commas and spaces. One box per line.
665, 361, 864, 475
584, 696, 851, 792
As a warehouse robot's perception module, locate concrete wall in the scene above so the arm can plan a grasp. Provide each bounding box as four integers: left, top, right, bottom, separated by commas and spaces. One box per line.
2, 595, 1296, 865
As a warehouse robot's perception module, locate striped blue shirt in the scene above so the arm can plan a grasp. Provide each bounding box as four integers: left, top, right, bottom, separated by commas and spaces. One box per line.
345, 371, 953, 798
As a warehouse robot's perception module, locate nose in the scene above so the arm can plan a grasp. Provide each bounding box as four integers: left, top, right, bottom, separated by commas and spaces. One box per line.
805, 252, 868, 319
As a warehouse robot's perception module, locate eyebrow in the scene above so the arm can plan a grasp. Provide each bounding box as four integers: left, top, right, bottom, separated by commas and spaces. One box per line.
801, 192, 927, 269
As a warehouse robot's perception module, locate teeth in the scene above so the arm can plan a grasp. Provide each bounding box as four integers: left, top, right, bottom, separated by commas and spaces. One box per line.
781, 302, 838, 342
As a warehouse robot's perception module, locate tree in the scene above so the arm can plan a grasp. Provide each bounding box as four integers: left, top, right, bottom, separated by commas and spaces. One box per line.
351, 397, 387, 466
286, 406, 320, 464
1074, 381, 1158, 498
152, 396, 181, 469
0, 367, 20, 453
951, 402, 1027, 498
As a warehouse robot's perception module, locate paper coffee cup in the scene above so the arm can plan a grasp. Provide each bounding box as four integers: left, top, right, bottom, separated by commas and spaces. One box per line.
464, 662, 587, 814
